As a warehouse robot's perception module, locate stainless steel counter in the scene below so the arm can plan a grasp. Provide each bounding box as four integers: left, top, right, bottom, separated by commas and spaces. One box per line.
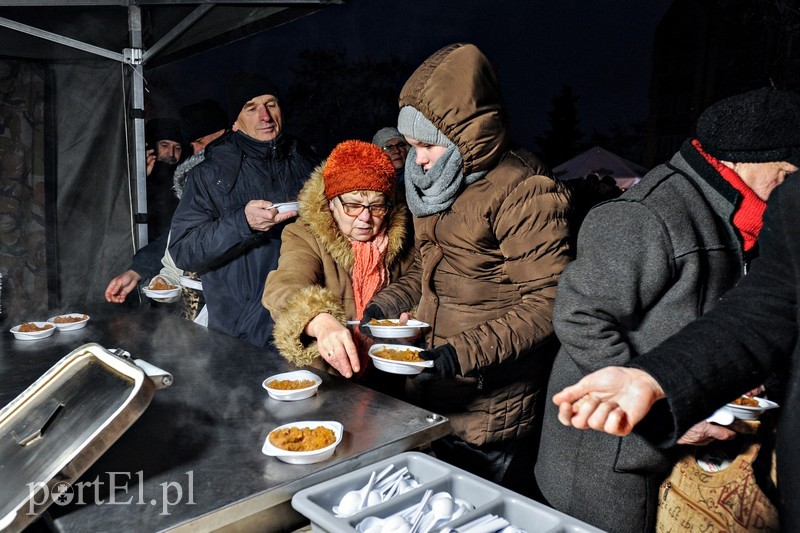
0, 304, 451, 532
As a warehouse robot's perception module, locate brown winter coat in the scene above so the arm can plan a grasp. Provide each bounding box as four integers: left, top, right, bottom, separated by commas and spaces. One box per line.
262, 163, 414, 371
370, 43, 572, 446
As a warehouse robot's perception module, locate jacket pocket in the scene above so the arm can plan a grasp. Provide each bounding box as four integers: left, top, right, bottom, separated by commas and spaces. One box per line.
613, 432, 673, 473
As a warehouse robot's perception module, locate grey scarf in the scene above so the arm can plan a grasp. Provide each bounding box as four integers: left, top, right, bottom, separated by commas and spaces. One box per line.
404, 145, 487, 216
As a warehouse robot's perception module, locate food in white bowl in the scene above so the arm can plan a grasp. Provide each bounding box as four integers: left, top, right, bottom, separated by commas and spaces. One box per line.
270, 201, 300, 213
47, 313, 90, 331
368, 344, 433, 375
262, 370, 322, 401
724, 396, 779, 421
142, 280, 181, 299
10, 322, 56, 340
262, 421, 343, 464
363, 318, 429, 339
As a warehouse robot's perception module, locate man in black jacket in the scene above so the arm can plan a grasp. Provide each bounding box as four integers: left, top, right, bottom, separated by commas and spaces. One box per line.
168, 73, 318, 347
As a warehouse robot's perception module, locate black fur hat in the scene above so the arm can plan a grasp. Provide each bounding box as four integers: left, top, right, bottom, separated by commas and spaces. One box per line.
697, 87, 800, 166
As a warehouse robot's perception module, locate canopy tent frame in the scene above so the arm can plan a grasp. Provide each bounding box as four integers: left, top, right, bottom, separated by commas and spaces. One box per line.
0, 0, 340, 249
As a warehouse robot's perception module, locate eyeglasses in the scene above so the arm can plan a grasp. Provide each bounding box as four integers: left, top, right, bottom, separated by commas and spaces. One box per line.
338, 197, 390, 217
382, 142, 408, 153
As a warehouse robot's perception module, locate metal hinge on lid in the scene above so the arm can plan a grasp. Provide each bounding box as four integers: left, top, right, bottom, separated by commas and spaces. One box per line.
109, 348, 173, 389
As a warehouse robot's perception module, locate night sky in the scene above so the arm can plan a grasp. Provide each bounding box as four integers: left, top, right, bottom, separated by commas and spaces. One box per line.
148, 0, 672, 157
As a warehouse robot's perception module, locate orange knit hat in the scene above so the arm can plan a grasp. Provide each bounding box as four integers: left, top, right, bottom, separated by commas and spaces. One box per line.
323, 140, 396, 200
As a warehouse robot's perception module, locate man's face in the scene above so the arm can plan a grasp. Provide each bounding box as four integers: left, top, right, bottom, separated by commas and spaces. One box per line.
405, 137, 448, 172
233, 94, 282, 142
155, 140, 182, 164
382, 138, 409, 171
732, 160, 798, 201
190, 129, 226, 154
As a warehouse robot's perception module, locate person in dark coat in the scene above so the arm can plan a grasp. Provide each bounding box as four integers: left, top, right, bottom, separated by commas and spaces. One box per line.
104, 101, 228, 305
145, 118, 184, 239
552, 172, 800, 531
536, 87, 800, 532
168, 73, 318, 347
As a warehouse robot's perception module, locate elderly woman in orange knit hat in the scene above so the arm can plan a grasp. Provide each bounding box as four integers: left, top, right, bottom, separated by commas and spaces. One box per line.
262, 140, 415, 379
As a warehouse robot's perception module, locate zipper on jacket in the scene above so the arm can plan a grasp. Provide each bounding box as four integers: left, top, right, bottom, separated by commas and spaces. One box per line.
660, 479, 728, 529
476, 373, 484, 391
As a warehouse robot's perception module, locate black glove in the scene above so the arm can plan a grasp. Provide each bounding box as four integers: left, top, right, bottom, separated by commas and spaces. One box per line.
359, 304, 385, 340
417, 344, 460, 380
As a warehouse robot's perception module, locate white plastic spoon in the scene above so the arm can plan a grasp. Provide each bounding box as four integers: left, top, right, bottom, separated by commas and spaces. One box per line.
333, 471, 376, 517
420, 492, 455, 533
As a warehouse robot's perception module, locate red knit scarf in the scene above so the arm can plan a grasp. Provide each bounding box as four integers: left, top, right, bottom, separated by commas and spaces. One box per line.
350, 233, 390, 366
692, 139, 766, 251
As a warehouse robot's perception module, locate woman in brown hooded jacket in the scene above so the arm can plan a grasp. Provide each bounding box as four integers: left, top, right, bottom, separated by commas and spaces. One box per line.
363, 43, 572, 486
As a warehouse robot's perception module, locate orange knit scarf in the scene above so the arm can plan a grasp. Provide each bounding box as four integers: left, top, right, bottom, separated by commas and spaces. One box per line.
351, 233, 390, 319
692, 140, 766, 251
351, 234, 389, 368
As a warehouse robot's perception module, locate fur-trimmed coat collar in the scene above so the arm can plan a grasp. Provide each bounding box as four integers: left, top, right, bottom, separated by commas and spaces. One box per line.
296, 163, 410, 270
263, 163, 413, 370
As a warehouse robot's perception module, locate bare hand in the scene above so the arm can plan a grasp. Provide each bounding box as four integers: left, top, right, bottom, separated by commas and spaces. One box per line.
306, 313, 360, 378
244, 200, 298, 232
553, 366, 665, 436
745, 385, 766, 397
397, 311, 423, 343
104, 270, 142, 303
677, 420, 736, 446
146, 148, 156, 176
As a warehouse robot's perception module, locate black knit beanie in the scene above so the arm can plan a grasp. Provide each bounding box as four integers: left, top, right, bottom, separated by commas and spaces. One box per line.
180, 99, 228, 142
226, 71, 281, 123
145, 118, 182, 146
697, 87, 800, 166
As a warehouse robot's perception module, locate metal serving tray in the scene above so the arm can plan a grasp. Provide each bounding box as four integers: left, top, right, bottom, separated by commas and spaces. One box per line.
292, 451, 605, 533
0, 342, 170, 532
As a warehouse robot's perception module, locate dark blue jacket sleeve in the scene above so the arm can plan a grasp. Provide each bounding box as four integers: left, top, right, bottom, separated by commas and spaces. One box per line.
129, 231, 169, 282
168, 165, 261, 273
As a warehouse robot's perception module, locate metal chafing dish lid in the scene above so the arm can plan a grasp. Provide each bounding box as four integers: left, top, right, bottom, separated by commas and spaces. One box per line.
0, 343, 160, 532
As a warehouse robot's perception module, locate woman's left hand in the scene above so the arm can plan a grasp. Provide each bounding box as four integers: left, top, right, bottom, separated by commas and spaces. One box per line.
306, 313, 360, 378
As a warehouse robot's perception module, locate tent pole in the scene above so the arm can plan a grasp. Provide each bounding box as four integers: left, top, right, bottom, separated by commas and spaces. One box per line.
128, 6, 148, 251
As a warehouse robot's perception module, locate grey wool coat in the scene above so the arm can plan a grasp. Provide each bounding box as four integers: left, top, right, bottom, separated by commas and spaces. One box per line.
535, 140, 750, 532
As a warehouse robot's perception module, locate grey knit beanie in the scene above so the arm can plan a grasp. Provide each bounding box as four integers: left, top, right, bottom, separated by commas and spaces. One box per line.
397, 106, 452, 147
372, 127, 404, 148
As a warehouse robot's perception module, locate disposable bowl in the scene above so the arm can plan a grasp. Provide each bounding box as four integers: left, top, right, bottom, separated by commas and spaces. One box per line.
263, 370, 322, 401
724, 397, 779, 421
262, 421, 343, 464
179, 275, 203, 291
47, 313, 90, 331
271, 201, 300, 213
363, 319, 429, 339
10, 322, 56, 340
142, 286, 181, 299
368, 344, 432, 376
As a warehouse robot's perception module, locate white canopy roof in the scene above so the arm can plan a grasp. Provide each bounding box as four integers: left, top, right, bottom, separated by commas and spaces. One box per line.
553, 146, 648, 189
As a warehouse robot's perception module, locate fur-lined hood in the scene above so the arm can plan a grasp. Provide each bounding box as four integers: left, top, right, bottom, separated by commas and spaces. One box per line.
296, 162, 411, 270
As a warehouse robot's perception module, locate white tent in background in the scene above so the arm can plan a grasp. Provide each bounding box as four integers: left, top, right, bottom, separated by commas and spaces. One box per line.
553, 146, 648, 189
